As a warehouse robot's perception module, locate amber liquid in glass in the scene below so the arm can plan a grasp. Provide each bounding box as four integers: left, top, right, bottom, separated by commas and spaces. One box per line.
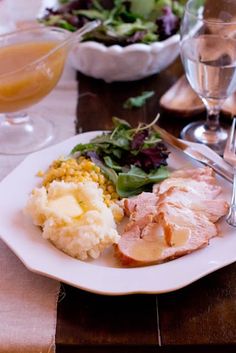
0, 41, 66, 112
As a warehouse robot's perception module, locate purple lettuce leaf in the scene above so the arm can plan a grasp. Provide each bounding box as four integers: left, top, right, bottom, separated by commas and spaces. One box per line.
131, 130, 148, 150
156, 6, 180, 40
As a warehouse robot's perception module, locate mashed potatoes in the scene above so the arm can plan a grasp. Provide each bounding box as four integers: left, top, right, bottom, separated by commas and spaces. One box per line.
25, 181, 122, 260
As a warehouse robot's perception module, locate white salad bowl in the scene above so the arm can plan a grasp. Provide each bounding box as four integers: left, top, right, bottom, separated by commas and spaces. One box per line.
69, 34, 180, 82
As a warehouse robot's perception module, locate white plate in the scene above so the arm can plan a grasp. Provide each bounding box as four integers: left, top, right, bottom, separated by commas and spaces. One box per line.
0, 131, 235, 295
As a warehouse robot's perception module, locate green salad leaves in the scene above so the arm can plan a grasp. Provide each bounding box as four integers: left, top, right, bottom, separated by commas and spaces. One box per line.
117, 165, 169, 197
123, 91, 155, 109
41, 0, 186, 46
71, 116, 170, 196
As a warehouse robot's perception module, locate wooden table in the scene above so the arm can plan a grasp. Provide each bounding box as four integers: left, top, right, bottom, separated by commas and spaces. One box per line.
56, 58, 236, 353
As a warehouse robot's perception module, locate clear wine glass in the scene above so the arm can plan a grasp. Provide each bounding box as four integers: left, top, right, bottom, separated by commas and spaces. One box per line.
180, 0, 236, 155
0, 21, 99, 155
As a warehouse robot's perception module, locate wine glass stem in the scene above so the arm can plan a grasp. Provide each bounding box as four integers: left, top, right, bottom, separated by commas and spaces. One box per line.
205, 107, 220, 131
202, 98, 223, 132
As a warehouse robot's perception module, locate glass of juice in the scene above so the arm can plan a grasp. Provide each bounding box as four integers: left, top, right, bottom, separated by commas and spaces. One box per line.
0, 22, 99, 154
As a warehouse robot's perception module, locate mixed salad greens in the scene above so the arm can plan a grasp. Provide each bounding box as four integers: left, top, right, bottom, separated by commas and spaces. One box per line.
41, 0, 187, 45
71, 116, 170, 197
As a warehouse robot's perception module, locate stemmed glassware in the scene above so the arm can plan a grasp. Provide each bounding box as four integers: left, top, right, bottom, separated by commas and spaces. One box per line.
0, 21, 99, 155
180, 0, 236, 154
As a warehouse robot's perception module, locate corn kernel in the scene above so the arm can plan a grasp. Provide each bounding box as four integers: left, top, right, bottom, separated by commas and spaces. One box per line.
107, 185, 114, 193
111, 192, 118, 199
94, 166, 100, 173
37, 170, 44, 177
40, 156, 120, 208
98, 175, 105, 185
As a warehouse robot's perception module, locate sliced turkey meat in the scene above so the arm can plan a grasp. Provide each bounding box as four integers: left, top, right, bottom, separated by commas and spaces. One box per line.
116, 167, 228, 267
153, 167, 222, 198
159, 185, 228, 223
117, 204, 217, 266
123, 192, 158, 230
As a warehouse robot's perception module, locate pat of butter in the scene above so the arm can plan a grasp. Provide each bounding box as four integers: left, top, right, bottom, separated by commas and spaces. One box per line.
48, 195, 83, 218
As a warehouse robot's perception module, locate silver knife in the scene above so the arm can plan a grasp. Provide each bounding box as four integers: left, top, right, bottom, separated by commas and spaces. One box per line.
154, 125, 233, 183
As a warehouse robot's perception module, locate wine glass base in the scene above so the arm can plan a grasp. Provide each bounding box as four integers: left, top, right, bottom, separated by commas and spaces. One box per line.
180, 121, 228, 155
0, 114, 54, 155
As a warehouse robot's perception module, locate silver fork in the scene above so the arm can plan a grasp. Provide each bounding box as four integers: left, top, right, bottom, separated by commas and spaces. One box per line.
223, 118, 236, 227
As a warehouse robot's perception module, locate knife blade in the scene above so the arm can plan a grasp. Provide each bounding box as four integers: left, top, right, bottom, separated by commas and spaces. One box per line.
154, 125, 233, 183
